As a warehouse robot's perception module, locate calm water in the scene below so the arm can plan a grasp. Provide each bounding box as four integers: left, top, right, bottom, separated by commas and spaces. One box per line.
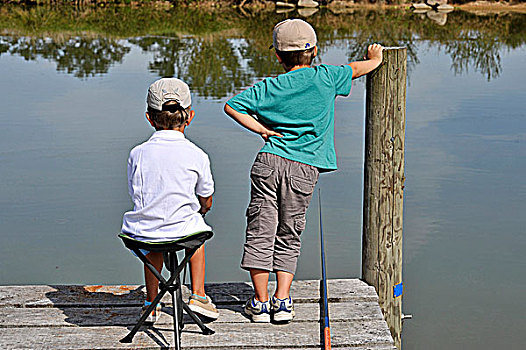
0, 6, 525, 350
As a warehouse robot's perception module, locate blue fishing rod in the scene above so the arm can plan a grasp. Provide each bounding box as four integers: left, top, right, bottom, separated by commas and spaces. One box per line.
318, 188, 331, 350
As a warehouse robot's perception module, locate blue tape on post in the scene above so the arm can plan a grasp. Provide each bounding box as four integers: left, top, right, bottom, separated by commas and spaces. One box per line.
393, 283, 403, 298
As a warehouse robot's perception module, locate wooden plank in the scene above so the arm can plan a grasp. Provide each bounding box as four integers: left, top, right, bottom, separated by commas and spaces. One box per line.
0, 279, 377, 308
203, 279, 377, 304
0, 301, 384, 328
267, 348, 395, 350
0, 321, 394, 349
0, 285, 145, 308
279, 347, 396, 350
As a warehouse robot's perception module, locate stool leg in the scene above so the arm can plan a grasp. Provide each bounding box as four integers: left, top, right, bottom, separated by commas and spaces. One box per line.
167, 252, 184, 350
172, 287, 181, 350
120, 288, 165, 343
121, 248, 170, 344
182, 302, 215, 335
176, 275, 184, 331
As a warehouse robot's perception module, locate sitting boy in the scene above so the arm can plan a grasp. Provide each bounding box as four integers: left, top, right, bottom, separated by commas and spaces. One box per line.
224, 19, 383, 323
122, 78, 219, 322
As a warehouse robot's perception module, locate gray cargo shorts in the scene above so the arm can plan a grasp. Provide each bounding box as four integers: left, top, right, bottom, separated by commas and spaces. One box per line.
241, 152, 319, 274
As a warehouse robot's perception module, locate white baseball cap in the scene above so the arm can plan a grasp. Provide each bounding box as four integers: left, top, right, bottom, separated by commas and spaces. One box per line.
147, 78, 191, 111
272, 19, 317, 52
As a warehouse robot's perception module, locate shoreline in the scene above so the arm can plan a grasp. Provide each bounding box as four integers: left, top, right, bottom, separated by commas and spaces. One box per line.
1, 1, 526, 13
1, 1, 524, 40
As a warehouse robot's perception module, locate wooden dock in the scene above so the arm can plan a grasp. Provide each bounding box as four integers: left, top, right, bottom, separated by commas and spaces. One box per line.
0, 279, 395, 349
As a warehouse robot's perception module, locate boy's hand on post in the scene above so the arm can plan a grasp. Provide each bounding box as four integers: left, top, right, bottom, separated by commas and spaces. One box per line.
350, 43, 384, 79
366, 43, 383, 64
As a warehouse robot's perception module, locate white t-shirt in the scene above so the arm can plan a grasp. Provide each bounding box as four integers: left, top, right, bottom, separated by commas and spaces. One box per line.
122, 130, 214, 241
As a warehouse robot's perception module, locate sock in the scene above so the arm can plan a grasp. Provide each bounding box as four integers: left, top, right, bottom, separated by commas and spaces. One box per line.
144, 300, 160, 308
192, 293, 207, 300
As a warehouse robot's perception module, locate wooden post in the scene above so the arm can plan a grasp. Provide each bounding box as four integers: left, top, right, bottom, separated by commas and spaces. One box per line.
362, 47, 407, 350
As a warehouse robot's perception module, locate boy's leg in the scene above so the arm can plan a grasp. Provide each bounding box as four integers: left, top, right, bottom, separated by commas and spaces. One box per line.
273, 158, 319, 298
274, 270, 294, 299
188, 245, 206, 297
241, 153, 280, 295
187, 244, 219, 319
241, 153, 280, 322
144, 252, 164, 302
272, 270, 296, 322
250, 268, 271, 302
271, 158, 316, 323
245, 268, 272, 322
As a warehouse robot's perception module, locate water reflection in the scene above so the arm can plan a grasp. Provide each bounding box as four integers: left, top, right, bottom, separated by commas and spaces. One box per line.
444, 33, 502, 81
1, 5, 524, 94
1, 36, 129, 78
129, 37, 255, 98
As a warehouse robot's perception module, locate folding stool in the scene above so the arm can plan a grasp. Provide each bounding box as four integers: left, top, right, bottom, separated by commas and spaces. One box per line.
118, 231, 215, 349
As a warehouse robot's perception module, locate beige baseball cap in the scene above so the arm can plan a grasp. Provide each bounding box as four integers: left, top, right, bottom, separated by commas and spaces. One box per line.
147, 78, 191, 111
272, 19, 317, 52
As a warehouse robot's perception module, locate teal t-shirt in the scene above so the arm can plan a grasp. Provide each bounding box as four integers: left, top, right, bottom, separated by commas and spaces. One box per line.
226, 64, 353, 170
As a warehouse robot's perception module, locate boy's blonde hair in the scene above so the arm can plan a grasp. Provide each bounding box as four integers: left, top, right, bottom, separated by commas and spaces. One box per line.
148, 101, 190, 130
276, 47, 316, 71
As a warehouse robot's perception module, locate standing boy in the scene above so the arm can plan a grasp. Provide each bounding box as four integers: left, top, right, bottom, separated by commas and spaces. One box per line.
224, 19, 383, 323
122, 78, 219, 322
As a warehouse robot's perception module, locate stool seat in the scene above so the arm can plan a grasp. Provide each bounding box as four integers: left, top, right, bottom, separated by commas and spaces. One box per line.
119, 231, 213, 252
118, 230, 214, 348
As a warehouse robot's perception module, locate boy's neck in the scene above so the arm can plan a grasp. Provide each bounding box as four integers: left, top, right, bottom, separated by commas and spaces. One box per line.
155, 126, 185, 133
285, 64, 311, 73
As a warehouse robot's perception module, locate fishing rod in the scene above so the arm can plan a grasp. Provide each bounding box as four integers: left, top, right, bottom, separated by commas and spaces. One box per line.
318, 188, 331, 350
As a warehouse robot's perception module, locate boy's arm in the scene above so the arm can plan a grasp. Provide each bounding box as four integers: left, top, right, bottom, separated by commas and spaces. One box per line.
224, 104, 283, 141
198, 195, 213, 215
348, 43, 384, 79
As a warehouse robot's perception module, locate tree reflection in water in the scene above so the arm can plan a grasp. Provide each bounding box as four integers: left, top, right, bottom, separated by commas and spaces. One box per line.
0, 6, 524, 96
130, 36, 255, 99
1, 36, 130, 79
443, 33, 502, 81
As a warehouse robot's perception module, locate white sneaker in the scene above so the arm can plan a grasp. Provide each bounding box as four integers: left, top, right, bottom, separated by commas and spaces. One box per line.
244, 296, 271, 323
271, 295, 295, 322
